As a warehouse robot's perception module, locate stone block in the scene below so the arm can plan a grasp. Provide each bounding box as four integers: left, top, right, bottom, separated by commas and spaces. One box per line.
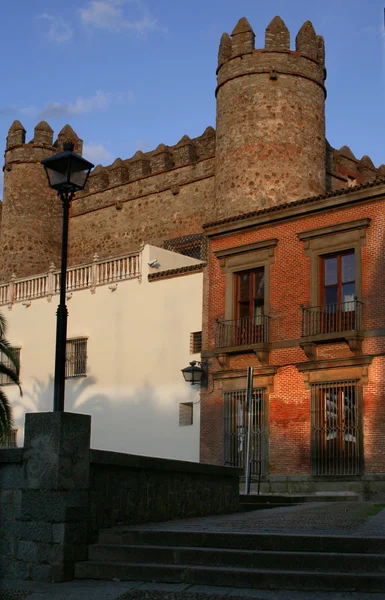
0, 537, 17, 556
30, 563, 52, 582
36, 542, 65, 563
13, 489, 22, 505
23, 412, 91, 491
21, 490, 89, 522
1, 556, 30, 580
0, 489, 13, 504
17, 539, 38, 562
50, 561, 74, 583
4, 503, 17, 520
52, 521, 88, 544
0, 464, 25, 489
10, 521, 53, 542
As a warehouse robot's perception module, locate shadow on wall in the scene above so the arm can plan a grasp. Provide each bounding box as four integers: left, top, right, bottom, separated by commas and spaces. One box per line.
75, 381, 200, 461
13, 375, 199, 461
12, 374, 108, 445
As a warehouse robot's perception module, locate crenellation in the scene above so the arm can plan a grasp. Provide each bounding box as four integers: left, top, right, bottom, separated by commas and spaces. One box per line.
151, 143, 174, 172
231, 17, 255, 58
56, 124, 83, 155
173, 135, 197, 166
0, 15, 381, 278
129, 150, 151, 179
217, 33, 232, 71
6, 121, 26, 150
32, 121, 53, 146
295, 21, 318, 61
316, 35, 325, 66
107, 158, 130, 187
88, 165, 109, 193
195, 126, 216, 160
265, 16, 290, 52
357, 155, 378, 182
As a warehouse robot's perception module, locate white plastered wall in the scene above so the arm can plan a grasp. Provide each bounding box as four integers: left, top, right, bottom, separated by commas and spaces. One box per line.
3, 245, 203, 461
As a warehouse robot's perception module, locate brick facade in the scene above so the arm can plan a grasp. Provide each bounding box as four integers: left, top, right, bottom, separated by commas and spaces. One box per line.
201, 183, 385, 488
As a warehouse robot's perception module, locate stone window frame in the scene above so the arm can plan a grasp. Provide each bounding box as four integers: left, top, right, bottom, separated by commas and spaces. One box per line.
297, 218, 370, 307
215, 239, 278, 321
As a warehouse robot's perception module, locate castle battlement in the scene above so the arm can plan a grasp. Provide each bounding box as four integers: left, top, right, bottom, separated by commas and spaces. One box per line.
0, 15, 383, 281
216, 16, 326, 98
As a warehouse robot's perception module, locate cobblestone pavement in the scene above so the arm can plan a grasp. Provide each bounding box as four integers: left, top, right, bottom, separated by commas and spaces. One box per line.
125, 502, 385, 537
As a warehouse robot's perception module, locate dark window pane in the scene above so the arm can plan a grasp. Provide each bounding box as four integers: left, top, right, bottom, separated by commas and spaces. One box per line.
239, 302, 250, 319
239, 273, 250, 302
325, 286, 338, 305
342, 253, 355, 283
254, 270, 264, 299
324, 257, 337, 285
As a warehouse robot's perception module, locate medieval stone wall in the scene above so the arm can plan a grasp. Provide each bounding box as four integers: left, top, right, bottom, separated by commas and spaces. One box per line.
1, 16, 384, 283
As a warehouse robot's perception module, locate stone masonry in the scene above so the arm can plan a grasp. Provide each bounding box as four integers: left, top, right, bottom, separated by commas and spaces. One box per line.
1, 16, 384, 281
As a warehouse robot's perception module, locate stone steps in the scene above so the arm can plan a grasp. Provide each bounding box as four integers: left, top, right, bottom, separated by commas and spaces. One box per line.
75, 561, 385, 592
88, 543, 385, 573
74, 528, 385, 592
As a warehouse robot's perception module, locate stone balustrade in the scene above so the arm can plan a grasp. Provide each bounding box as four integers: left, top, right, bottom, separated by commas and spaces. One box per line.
0, 251, 141, 308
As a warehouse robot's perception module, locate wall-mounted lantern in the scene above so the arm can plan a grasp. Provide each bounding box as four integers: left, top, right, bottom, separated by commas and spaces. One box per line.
181, 361, 207, 386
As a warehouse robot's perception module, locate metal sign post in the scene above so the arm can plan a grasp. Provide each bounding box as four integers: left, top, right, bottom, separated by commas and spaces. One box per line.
244, 366, 253, 495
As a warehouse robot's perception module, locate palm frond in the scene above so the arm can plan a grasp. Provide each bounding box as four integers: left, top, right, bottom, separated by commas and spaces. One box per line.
0, 387, 13, 443
0, 313, 8, 339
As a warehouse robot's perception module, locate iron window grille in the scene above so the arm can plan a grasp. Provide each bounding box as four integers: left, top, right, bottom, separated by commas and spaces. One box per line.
190, 331, 202, 354
224, 388, 267, 475
179, 402, 193, 426
311, 380, 362, 476
65, 338, 87, 378
0, 348, 21, 386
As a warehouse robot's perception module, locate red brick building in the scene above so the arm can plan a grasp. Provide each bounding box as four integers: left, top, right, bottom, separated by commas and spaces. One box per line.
201, 181, 385, 494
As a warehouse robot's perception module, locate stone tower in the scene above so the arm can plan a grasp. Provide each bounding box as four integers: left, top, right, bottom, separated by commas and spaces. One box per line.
0, 122, 82, 280
215, 16, 327, 215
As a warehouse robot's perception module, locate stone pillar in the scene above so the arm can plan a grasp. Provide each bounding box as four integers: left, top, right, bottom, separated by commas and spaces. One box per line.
20, 412, 91, 582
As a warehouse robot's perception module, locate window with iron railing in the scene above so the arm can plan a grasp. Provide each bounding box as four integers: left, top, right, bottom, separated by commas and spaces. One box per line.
302, 249, 363, 337
311, 380, 362, 476
224, 388, 267, 475
190, 331, 202, 354
0, 348, 21, 385
65, 338, 87, 378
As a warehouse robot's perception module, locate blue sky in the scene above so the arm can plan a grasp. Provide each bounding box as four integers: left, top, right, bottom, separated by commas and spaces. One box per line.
0, 0, 384, 179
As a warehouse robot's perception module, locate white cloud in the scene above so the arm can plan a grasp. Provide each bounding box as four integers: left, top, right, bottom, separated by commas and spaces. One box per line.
79, 0, 163, 35
83, 142, 114, 165
39, 14, 73, 43
37, 90, 134, 119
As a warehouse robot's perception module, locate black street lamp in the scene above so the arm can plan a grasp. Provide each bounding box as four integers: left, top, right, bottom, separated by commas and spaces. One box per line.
42, 143, 94, 411
181, 361, 207, 386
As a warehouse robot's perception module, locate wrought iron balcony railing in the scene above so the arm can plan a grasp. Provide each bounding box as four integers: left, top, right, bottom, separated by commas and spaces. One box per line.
302, 300, 363, 337
216, 315, 270, 348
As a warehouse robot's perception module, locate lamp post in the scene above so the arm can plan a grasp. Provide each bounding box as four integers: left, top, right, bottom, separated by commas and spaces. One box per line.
41, 143, 94, 411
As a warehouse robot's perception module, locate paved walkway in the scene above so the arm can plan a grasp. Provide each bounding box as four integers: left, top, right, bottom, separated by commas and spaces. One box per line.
1, 502, 385, 600
125, 501, 385, 537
